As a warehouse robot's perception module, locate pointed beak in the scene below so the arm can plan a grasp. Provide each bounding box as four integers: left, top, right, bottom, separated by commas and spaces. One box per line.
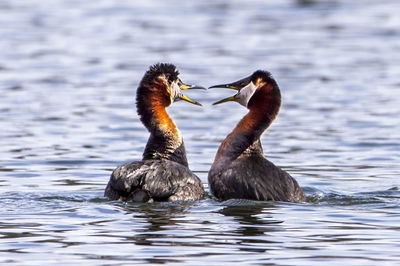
178, 83, 204, 106
209, 75, 252, 105
208, 75, 252, 90
209, 84, 239, 90
180, 94, 202, 106
212, 95, 236, 105
180, 84, 207, 90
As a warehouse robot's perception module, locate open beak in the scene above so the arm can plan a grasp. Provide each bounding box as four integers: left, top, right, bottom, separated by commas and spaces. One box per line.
178, 83, 206, 106
209, 75, 251, 105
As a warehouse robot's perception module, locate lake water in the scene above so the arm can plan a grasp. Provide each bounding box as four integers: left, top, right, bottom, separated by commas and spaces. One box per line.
1, 0, 400, 264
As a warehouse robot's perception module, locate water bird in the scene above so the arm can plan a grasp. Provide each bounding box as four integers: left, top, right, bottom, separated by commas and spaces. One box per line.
208, 70, 305, 202
105, 63, 205, 202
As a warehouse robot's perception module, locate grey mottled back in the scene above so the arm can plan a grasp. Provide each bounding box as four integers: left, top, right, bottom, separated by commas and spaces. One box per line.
105, 159, 204, 202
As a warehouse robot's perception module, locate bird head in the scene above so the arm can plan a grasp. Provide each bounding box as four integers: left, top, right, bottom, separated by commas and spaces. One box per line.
209, 70, 279, 108
139, 63, 204, 107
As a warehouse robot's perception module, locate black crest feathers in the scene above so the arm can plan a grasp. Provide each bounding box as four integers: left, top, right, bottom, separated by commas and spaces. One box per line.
140, 63, 179, 87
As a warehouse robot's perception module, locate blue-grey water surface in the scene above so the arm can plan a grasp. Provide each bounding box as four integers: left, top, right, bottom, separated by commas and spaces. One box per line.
1, 0, 400, 265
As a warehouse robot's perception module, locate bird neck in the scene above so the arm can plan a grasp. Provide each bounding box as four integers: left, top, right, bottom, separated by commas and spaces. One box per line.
137, 90, 188, 166
214, 89, 281, 163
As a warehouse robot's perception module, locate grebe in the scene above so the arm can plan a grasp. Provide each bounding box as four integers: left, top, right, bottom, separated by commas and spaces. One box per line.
105, 63, 204, 202
208, 70, 305, 202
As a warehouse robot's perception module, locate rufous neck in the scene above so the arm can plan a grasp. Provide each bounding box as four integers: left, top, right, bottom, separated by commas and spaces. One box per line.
214, 91, 281, 163
137, 93, 187, 166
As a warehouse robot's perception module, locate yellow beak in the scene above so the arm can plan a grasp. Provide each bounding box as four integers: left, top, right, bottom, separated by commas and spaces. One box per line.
181, 94, 202, 106
178, 83, 205, 106
209, 75, 252, 105
212, 96, 236, 105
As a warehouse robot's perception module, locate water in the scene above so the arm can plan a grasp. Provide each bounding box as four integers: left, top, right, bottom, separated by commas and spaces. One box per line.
1, 0, 400, 264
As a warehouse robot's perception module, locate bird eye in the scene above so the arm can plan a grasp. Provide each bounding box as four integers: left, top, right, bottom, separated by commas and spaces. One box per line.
164, 73, 174, 84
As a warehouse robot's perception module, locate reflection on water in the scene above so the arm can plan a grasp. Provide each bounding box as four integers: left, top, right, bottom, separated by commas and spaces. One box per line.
1, 0, 400, 264
219, 203, 285, 254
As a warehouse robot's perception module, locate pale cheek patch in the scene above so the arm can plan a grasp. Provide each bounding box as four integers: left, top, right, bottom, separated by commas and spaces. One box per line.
236, 82, 257, 107
170, 82, 181, 103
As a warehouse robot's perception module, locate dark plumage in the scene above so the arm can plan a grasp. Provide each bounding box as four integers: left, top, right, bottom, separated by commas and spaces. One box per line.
208, 70, 305, 202
105, 63, 204, 202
